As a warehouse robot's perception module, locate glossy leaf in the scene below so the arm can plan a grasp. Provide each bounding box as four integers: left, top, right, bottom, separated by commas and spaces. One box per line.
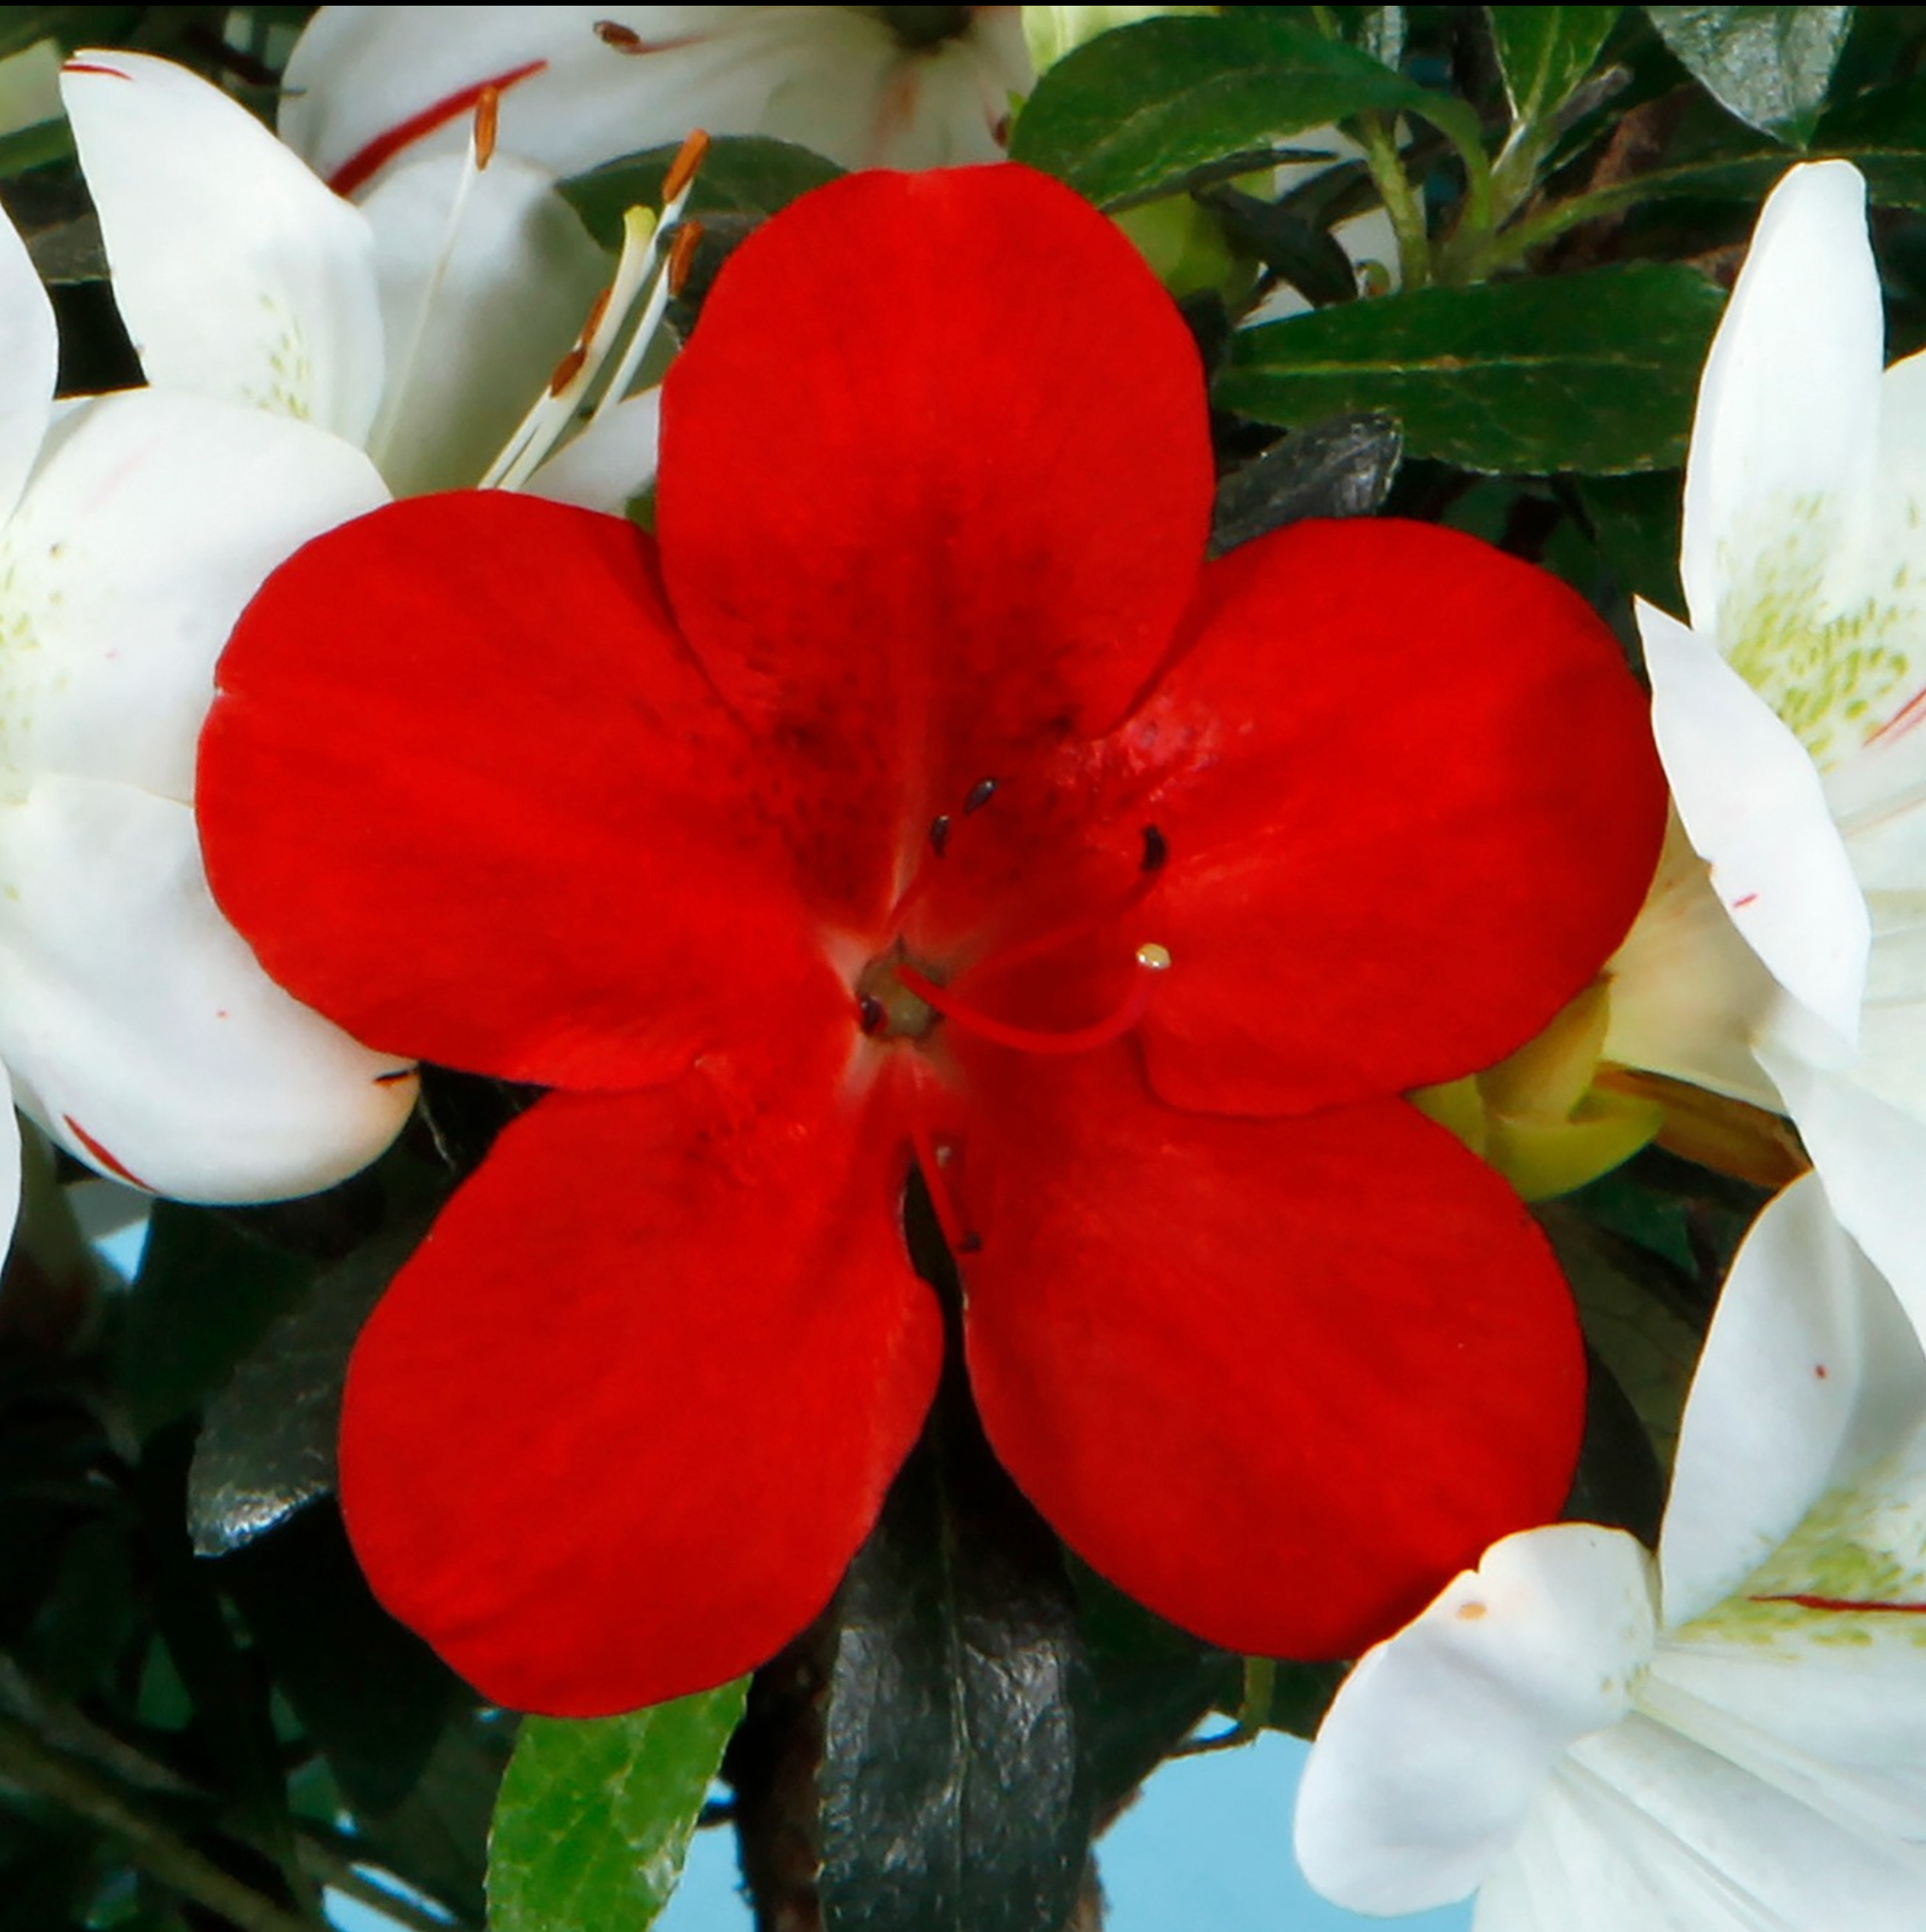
1009, 12, 1471, 210
1488, 7, 1619, 127
561, 135, 844, 250
488, 1681, 746, 1932
113, 1204, 310, 1441
819, 1399, 1092, 1932
1647, 5, 1853, 144
1209, 412, 1403, 557
1219, 263, 1724, 473
187, 1215, 429, 1556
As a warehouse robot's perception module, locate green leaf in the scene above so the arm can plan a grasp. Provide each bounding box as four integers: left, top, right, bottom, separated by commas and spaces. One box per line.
187, 1214, 429, 1556
487, 1681, 745, 1932
1218, 262, 1724, 473
562, 134, 844, 249
819, 1391, 1092, 1932
1488, 7, 1619, 126
0, 7, 139, 61
113, 1205, 311, 1441
1646, 5, 1853, 144
1009, 12, 1469, 211
0, 116, 71, 179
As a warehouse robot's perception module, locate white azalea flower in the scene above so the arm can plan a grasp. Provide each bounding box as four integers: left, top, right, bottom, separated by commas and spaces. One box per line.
1604, 160, 1926, 1317
60, 48, 654, 506
0, 204, 416, 1235
1296, 1170, 1926, 1930
274, 6, 1032, 198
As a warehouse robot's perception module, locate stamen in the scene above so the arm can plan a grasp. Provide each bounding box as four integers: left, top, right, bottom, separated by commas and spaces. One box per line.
963, 775, 999, 813
328, 60, 546, 198
663, 129, 712, 204
667, 221, 703, 297
473, 85, 500, 168
895, 945, 1171, 1056
982, 843, 1170, 982
929, 814, 953, 858
594, 21, 701, 59
858, 995, 886, 1035
1140, 823, 1168, 872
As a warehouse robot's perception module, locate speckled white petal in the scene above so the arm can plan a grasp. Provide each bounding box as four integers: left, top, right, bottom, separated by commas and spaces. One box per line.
280, 5, 1017, 190
1659, 1171, 1924, 1628
1642, 597, 1870, 1044
1295, 1525, 1657, 1917
0, 388, 386, 804
524, 387, 662, 511
0, 205, 55, 529
360, 151, 605, 495
1601, 810, 1788, 1109
0, 775, 415, 1202
1681, 162, 1882, 639
62, 48, 385, 445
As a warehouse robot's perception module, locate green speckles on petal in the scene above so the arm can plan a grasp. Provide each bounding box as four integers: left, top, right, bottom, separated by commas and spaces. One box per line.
1722, 489, 1922, 771
244, 291, 314, 422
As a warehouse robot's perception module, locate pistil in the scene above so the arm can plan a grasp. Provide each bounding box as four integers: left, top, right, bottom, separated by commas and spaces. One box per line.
895, 944, 1172, 1055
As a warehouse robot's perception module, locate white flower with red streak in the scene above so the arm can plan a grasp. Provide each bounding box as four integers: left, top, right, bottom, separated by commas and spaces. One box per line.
1298, 1169, 1926, 1931
1605, 160, 1926, 1319
0, 203, 414, 1241
276, 5, 1031, 199
58, 48, 650, 507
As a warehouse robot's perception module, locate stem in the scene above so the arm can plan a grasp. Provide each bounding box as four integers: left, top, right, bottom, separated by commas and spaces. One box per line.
1354, 109, 1432, 290
0, 1714, 315, 1932
1174, 1656, 1277, 1756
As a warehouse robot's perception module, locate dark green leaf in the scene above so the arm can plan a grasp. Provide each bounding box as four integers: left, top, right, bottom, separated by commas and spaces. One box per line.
1009, 13, 1467, 211
187, 1215, 428, 1556
1219, 263, 1724, 473
1210, 412, 1403, 556
487, 1682, 745, 1932
1199, 185, 1360, 308
1646, 5, 1853, 144
562, 135, 843, 249
819, 1408, 1092, 1932
0, 8, 139, 60
362, 1710, 508, 1922
0, 116, 72, 179
114, 1206, 310, 1441
222, 1508, 460, 1817
1488, 7, 1619, 126
1562, 1346, 1668, 1543
1575, 470, 1685, 612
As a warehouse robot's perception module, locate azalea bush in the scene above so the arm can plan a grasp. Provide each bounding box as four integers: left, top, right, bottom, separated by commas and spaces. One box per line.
2, 5, 1925, 1929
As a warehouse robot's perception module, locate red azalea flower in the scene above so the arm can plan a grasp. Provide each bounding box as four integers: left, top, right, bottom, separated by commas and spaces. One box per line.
198, 165, 1666, 1718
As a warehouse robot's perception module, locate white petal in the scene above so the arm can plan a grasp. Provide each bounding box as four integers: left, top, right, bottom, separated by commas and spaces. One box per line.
281, 6, 1014, 191
0, 389, 387, 804
0, 775, 415, 1202
1483, 1711, 1926, 1932
1659, 1170, 1924, 1627
361, 151, 606, 495
1681, 161, 1882, 638
524, 387, 661, 511
0, 1076, 21, 1273
1757, 1053, 1926, 1342
1295, 1524, 1657, 1917
1642, 597, 1870, 1044
0, 204, 55, 528
1601, 808, 1788, 1109
62, 48, 385, 445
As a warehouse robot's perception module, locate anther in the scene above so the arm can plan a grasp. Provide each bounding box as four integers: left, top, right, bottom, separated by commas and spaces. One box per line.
667, 221, 703, 297
1140, 824, 1168, 873
1137, 942, 1173, 971
663, 128, 712, 203
595, 19, 645, 49
929, 814, 953, 857
546, 344, 589, 398
858, 995, 886, 1035
473, 85, 500, 168
963, 775, 999, 813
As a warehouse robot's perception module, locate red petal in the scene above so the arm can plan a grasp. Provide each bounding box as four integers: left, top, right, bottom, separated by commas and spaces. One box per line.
1122, 518, 1668, 1115
656, 165, 1213, 932
200, 492, 844, 1089
340, 1066, 940, 1716
956, 1043, 1584, 1660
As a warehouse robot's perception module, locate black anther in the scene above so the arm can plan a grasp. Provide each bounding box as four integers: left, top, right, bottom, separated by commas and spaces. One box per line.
857, 995, 886, 1035
956, 1230, 983, 1255
963, 775, 999, 813
929, 814, 953, 856
1140, 824, 1169, 872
